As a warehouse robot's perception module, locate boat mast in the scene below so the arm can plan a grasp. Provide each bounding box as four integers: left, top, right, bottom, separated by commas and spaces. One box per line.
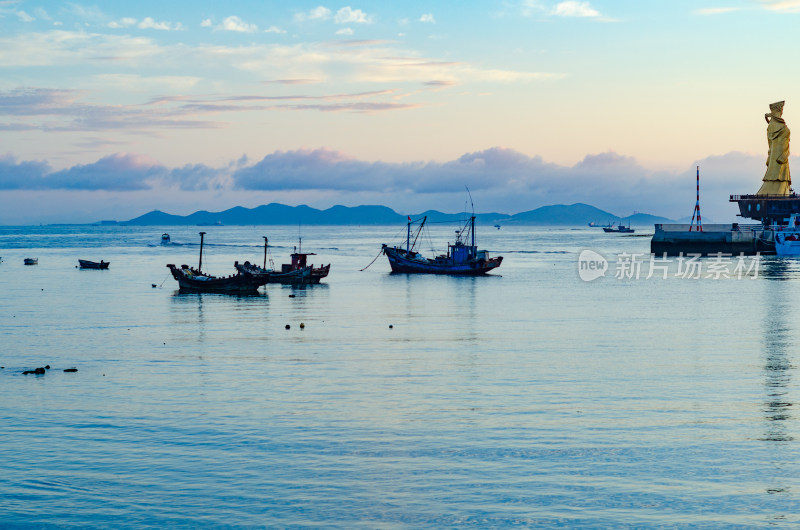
263, 236, 268, 269
471, 216, 476, 257
407, 218, 411, 254
198, 231, 206, 271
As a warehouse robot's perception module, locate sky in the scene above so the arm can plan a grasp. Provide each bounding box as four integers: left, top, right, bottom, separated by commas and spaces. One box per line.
1, 0, 800, 224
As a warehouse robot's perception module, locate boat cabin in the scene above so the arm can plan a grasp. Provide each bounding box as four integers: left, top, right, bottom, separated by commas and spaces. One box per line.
283, 252, 316, 273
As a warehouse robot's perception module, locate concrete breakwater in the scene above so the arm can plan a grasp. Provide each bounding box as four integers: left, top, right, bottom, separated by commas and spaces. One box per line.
650, 223, 775, 255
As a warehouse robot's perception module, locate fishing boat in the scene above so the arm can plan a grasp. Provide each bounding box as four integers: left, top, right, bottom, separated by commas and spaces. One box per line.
381, 215, 502, 275
167, 232, 267, 293
161, 233, 171, 245
24, 258, 38, 265
235, 236, 329, 284
78, 259, 110, 269
775, 214, 800, 256
603, 222, 635, 233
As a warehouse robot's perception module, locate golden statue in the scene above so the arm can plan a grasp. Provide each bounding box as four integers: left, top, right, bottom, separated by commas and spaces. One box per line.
757, 100, 791, 196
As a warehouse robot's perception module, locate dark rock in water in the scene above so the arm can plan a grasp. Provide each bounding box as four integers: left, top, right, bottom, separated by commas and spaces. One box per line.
45, 365, 50, 369
285, 324, 291, 330
152, 284, 157, 288
64, 368, 78, 373
23, 367, 46, 375
288, 294, 296, 298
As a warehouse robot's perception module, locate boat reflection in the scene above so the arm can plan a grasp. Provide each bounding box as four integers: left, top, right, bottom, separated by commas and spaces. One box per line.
760, 261, 794, 502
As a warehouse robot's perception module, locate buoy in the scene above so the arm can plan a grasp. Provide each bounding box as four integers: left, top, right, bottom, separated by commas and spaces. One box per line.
389, 324, 393, 329
45, 365, 50, 369
300, 323, 305, 329
285, 324, 291, 330
151, 284, 157, 288
289, 294, 296, 298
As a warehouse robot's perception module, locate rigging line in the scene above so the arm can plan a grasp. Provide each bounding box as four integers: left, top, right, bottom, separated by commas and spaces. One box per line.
410, 217, 426, 250
158, 271, 171, 288
359, 248, 385, 271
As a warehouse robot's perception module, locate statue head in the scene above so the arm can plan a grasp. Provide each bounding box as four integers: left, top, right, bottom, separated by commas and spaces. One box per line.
770, 100, 785, 116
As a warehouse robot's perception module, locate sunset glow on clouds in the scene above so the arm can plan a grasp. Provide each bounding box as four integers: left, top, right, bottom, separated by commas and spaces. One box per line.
0, 1, 799, 223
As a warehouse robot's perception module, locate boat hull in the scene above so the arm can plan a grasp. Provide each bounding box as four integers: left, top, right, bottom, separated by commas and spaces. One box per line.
79, 260, 109, 269
167, 264, 266, 293
236, 262, 330, 284
775, 233, 800, 256
383, 246, 502, 275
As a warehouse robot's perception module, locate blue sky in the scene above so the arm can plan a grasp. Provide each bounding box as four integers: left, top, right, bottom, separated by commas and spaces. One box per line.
0, 0, 799, 223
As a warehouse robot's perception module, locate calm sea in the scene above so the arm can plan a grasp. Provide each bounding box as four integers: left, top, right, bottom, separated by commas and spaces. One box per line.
1, 224, 799, 527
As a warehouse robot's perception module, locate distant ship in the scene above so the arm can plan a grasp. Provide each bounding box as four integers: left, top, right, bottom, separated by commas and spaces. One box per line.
381, 215, 502, 275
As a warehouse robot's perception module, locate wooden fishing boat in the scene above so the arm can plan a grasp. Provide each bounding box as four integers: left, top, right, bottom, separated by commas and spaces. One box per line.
167, 232, 267, 293
235, 236, 329, 284
78, 259, 109, 269
381, 215, 502, 275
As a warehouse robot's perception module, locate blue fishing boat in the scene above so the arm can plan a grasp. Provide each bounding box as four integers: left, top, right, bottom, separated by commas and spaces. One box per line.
381, 215, 502, 275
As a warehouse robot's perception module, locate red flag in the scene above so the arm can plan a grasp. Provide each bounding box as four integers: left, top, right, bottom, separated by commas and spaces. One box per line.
408, 216, 411, 221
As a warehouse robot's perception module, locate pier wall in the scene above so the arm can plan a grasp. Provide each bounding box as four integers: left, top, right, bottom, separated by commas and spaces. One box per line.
650, 224, 774, 255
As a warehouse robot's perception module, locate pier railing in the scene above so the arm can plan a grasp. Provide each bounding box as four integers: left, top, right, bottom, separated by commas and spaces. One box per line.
730, 194, 799, 201
654, 223, 763, 232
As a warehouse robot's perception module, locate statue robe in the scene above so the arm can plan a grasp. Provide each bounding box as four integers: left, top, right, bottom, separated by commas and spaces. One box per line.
757, 116, 791, 195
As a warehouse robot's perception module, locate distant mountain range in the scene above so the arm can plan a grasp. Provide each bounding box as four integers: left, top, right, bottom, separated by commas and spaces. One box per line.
121, 202, 676, 226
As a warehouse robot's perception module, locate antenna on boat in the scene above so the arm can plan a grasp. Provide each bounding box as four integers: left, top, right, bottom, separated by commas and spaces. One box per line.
263, 236, 268, 269
198, 231, 206, 272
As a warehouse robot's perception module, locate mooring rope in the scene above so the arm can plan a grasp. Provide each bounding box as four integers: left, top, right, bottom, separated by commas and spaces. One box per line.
359, 248, 384, 271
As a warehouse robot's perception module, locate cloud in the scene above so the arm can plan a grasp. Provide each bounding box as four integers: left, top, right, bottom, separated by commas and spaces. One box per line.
694, 7, 741, 15
138, 17, 180, 31
217, 15, 257, 32
168, 163, 230, 190
264, 78, 321, 85
229, 147, 766, 221
45, 153, 166, 190
336, 28, 354, 35
0, 153, 165, 190
0, 148, 773, 222
334, 7, 373, 24
0, 154, 50, 189
16, 10, 33, 22
419, 13, 435, 23
552, 1, 601, 17
294, 6, 331, 22
108, 17, 137, 28
264, 25, 286, 34
201, 18, 212, 27
759, 0, 800, 12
